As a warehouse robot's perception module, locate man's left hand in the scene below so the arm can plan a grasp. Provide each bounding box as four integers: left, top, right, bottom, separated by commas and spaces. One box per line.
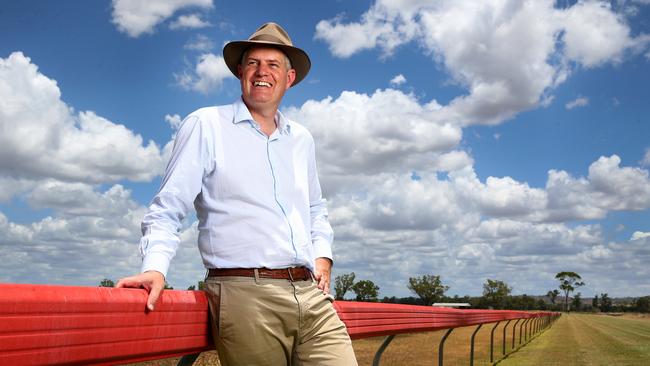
314, 257, 332, 294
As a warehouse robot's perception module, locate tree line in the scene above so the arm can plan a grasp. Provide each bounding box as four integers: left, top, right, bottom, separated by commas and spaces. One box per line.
331, 271, 650, 313
97, 271, 650, 313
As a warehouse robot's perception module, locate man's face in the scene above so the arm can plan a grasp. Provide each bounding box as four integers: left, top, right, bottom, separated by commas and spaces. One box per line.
238, 46, 296, 112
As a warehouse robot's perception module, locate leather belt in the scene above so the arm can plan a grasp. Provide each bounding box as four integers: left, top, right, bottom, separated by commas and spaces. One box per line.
207, 267, 312, 281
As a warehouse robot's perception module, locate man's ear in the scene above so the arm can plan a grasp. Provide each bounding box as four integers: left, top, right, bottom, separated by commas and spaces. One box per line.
286, 69, 296, 89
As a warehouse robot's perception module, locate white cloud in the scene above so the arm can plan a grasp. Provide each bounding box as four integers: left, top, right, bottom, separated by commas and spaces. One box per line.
565, 96, 589, 109
0, 52, 189, 286
321, 152, 650, 296
184, 34, 214, 51
0, 177, 36, 203
285, 88, 462, 176
0, 52, 165, 185
389, 74, 407, 86
561, 1, 632, 67
165, 114, 183, 130
111, 0, 213, 38
27, 181, 138, 217
169, 13, 211, 30
0, 181, 206, 289
546, 155, 650, 220
175, 53, 233, 93
0, 192, 145, 285
631, 231, 650, 241
642, 148, 650, 166
315, 0, 646, 126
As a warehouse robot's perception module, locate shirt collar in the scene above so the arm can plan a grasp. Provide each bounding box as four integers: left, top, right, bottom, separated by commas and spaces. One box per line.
233, 98, 291, 135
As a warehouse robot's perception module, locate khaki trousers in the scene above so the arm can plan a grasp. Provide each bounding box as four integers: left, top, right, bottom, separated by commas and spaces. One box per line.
205, 274, 358, 366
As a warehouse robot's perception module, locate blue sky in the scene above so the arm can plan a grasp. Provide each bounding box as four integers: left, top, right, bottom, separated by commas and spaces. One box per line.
1, 0, 650, 298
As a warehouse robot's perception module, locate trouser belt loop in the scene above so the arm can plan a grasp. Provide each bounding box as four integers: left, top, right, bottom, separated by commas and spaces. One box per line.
253, 268, 260, 284
287, 268, 295, 282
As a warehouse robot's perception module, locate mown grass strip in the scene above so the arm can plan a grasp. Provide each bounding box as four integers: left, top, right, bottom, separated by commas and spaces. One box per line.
499, 313, 650, 366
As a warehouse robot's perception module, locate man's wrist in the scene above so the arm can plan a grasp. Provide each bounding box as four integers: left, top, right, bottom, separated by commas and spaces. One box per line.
144, 270, 165, 280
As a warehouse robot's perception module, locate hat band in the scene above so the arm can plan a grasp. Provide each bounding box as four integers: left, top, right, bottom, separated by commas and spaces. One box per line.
251, 33, 291, 46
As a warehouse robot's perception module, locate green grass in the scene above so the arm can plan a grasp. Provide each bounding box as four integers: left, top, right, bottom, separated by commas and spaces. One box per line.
131, 313, 650, 365
499, 313, 650, 366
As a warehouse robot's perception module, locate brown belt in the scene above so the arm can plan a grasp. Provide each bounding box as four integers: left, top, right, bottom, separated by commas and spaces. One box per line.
207, 267, 312, 281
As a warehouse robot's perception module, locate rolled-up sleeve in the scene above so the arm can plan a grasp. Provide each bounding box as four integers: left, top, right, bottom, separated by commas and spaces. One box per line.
139, 115, 212, 277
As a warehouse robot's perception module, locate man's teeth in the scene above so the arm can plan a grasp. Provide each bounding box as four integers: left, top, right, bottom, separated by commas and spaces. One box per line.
254, 81, 271, 87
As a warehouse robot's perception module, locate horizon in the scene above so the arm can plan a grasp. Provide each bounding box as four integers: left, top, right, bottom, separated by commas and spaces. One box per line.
1, 0, 649, 298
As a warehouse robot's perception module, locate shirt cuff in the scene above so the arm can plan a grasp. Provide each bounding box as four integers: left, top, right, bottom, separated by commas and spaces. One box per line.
140, 252, 172, 279
313, 238, 333, 263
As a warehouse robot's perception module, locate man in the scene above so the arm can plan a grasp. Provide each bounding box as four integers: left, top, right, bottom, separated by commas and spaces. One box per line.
117, 22, 357, 365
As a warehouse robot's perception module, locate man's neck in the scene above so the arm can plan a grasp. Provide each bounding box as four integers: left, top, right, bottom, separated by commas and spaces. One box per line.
244, 100, 279, 137
251, 110, 277, 136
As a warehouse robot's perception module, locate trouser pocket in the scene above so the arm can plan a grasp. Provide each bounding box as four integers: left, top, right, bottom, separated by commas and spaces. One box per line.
204, 281, 222, 342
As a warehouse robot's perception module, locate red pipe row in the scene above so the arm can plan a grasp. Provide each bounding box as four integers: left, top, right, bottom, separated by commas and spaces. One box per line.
0, 283, 558, 365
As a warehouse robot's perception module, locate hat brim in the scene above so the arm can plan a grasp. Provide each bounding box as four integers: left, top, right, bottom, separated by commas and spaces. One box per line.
223, 40, 311, 86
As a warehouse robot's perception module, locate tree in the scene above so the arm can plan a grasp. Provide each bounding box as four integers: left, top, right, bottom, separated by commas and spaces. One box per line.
555, 271, 585, 312
352, 280, 379, 302
592, 294, 600, 310
571, 292, 582, 311
187, 285, 196, 290
408, 275, 449, 306
547, 289, 560, 305
635, 296, 650, 313
482, 279, 512, 309
99, 278, 115, 287
600, 293, 612, 312
334, 272, 356, 300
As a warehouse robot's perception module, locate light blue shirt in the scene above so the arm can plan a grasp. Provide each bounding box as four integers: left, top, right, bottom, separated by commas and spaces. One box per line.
139, 99, 333, 277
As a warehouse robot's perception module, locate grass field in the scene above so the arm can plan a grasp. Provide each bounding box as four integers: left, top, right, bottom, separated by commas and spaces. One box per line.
131, 313, 650, 365
499, 313, 650, 366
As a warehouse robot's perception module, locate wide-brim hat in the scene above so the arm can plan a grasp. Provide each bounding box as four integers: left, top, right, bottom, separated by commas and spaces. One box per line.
223, 22, 311, 86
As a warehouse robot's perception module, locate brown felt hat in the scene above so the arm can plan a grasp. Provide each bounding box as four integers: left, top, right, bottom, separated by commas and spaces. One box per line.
223, 22, 311, 86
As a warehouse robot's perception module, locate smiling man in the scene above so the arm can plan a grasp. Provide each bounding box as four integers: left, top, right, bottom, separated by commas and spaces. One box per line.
117, 23, 357, 365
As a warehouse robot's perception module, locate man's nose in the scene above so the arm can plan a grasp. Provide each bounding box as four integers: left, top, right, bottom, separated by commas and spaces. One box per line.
255, 63, 269, 76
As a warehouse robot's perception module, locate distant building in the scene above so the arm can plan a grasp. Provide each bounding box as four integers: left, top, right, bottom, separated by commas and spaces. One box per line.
433, 303, 471, 308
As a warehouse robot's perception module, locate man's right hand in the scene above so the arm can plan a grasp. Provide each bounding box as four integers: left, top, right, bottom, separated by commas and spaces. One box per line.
116, 271, 165, 311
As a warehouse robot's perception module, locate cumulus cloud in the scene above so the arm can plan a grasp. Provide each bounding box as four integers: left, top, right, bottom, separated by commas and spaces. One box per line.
0, 192, 206, 289
27, 181, 138, 217
112, 0, 213, 37
165, 114, 183, 130
0, 52, 193, 286
175, 53, 233, 93
565, 96, 589, 109
184, 34, 215, 51
323, 154, 650, 296
315, 0, 646, 126
169, 13, 211, 30
560, 1, 633, 67
0, 52, 165, 185
642, 148, 650, 166
631, 231, 650, 241
0, 188, 144, 285
389, 74, 406, 86
0, 177, 36, 203
285, 88, 463, 176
